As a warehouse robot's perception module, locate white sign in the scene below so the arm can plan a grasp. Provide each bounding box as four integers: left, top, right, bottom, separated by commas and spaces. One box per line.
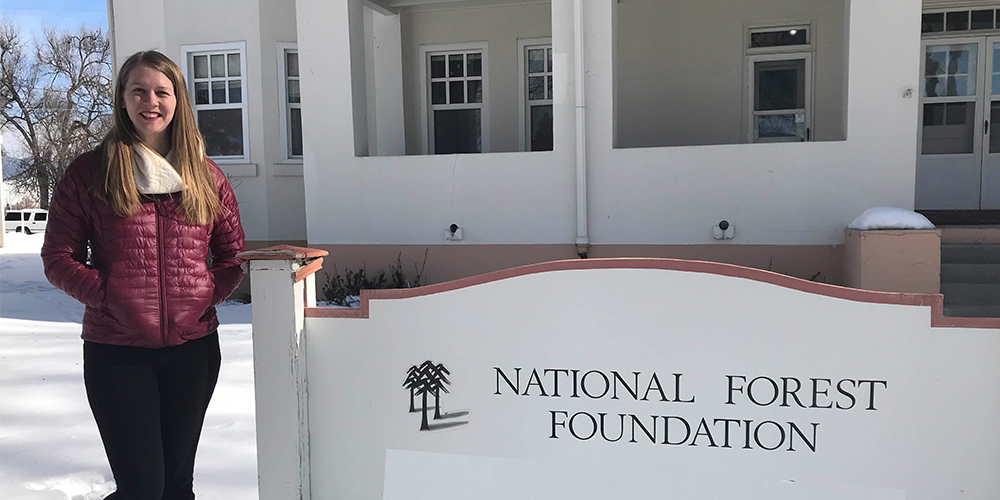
303, 263, 1000, 500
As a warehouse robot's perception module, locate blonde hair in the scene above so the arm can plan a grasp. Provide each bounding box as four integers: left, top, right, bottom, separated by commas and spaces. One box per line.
95, 50, 220, 225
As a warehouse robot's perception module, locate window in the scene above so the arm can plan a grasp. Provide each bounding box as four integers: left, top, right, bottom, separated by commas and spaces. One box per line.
278, 43, 302, 161
5, 212, 21, 221
519, 40, 553, 152
182, 42, 249, 162
35, 212, 46, 221
421, 43, 489, 154
746, 26, 812, 143
923, 10, 1000, 33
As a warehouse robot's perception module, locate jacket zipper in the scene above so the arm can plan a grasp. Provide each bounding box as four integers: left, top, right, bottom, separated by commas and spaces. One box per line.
155, 200, 167, 347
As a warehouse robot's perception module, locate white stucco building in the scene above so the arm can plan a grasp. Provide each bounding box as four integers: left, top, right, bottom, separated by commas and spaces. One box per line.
107, 0, 1000, 286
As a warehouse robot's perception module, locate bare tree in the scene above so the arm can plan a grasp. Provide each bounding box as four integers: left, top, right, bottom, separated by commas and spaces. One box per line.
1, 20, 112, 208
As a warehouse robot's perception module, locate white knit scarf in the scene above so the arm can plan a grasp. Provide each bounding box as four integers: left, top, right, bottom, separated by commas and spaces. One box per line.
132, 144, 184, 195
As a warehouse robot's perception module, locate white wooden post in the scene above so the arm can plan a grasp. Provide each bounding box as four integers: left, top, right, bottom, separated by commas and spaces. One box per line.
238, 245, 327, 500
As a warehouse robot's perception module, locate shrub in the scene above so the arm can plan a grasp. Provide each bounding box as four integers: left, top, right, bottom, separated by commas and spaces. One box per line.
321, 250, 427, 306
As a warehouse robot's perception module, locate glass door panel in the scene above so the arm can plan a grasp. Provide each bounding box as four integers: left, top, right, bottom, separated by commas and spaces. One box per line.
981, 38, 1000, 208
923, 43, 978, 97
916, 38, 986, 210
922, 102, 976, 154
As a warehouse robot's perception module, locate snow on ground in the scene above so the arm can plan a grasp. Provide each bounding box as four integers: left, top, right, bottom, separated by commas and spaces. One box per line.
1, 232, 258, 500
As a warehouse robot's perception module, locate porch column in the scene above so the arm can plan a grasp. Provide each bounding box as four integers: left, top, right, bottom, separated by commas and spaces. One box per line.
238, 245, 327, 500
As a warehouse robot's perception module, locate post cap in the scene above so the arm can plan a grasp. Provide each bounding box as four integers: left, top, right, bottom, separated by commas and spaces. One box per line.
237, 245, 329, 261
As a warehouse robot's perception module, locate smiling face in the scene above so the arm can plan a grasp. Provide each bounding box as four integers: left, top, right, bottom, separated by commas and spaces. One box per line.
122, 64, 177, 153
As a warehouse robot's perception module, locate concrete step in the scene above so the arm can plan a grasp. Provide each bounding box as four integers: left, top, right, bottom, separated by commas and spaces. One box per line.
940, 283, 1000, 306
939, 226, 1000, 244
941, 244, 1000, 264
942, 304, 1000, 318
940, 263, 1000, 284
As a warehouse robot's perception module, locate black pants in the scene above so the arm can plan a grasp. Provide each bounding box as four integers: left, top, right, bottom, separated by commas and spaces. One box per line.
84, 333, 221, 500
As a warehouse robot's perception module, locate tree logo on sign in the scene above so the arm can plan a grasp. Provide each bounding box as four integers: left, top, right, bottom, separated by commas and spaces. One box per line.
403, 360, 469, 431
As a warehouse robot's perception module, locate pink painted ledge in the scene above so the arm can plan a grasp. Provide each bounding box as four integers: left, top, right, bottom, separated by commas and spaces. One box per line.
303, 257, 1000, 329
237, 244, 329, 261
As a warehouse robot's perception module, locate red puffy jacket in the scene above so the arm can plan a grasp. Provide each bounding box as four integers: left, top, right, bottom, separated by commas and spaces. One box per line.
41, 151, 246, 348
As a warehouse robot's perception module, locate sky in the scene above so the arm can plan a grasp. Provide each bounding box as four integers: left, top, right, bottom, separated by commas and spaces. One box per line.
0, 0, 108, 36
1, 0, 108, 163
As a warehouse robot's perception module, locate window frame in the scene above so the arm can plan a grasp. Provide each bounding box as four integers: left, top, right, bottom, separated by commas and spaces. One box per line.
744, 23, 815, 143
277, 42, 302, 163
181, 41, 250, 164
419, 42, 490, 155
518, 38, 553, 152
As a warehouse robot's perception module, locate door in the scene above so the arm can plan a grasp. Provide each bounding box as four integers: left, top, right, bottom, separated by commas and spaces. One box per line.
917, 37, 1000, 209
983, 37, 1000, 208
747, 53, 812, 143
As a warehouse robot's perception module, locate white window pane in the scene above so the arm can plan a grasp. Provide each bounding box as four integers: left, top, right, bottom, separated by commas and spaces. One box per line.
287, 80, 300, 104
227, 53, 241, 77
467, 53, 482, 77
290, 107, 303, 157
528, 76, 545, 100
993, 43, 1000, 95
922, 102, 975, 154
530, 105, 553, 151
467, 80, 482, 104
431, 82, 446, 105
211, 81, 226, 104
972, 9, 994, 30
922, 12, 944, 33
528, 49, 544, 74
430, 55, 445, 79
194, 82, 209, 105
946, 10, 969, 31
286, 52, 299, 77
198, 109, 244, 156
228, 80, 242, 104
194, 55, 209, 78
434, 109, 481, 154
755, 114, 805, 140
211, 54, 226, 77
991, 102, 1000, 153
750, 29, 807, 48
925, 43, 978, 97
448, 54, 464, 77
755, 59, 805, 111
925, 48, 947, 76
449, 80, 464, 104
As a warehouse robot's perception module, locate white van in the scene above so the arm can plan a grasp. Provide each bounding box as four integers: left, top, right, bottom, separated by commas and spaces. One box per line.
4, 209, 49, 234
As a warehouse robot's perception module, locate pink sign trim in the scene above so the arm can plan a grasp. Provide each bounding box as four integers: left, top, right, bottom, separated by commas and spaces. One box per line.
304, 257, 1000, 329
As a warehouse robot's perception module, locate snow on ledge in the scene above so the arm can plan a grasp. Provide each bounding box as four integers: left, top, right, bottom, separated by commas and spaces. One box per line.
848, 207, 935, 231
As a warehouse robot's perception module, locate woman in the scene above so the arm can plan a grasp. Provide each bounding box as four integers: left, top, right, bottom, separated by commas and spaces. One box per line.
41, 51, 245, 499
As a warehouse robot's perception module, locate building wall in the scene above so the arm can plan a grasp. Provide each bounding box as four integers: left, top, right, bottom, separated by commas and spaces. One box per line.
615, 0, 847, 148
294, 0, 919, 284
109, 0, 307, 245
399, 3, 553, 155
588, 0, 920, 246
297, 0, 577, 248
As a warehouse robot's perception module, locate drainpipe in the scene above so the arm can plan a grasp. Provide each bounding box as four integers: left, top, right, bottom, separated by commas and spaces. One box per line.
573, 0, 590, 259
